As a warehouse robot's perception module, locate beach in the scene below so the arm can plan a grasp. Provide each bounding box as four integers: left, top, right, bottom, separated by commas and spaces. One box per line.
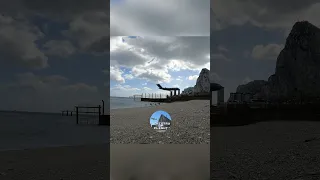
211, 121, 320, 179
111, 144, 210, 180
0, 144, 109, 180
0, 111, 110, 179
110, 100, 210, 144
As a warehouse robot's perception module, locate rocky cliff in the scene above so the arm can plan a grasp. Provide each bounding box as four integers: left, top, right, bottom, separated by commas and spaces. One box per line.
181, 68, 212, 96
235, 21, 320, 101
193, 68, 211, 94
181, 87, 194, 96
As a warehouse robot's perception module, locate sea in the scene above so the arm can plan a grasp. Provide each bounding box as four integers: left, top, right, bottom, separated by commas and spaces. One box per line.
110, 96, 161, 109
0, 111, 109, 151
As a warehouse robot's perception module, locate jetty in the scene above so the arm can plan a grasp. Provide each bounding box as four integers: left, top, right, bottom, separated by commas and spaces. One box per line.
132, 83, 210, 103
61, 100, 109, 126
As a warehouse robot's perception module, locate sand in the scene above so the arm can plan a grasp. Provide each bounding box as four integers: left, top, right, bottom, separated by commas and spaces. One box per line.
111, 144, 210, 180
211, 121, 320, 179
0, 144, 109, 180
110, 100, 210, 144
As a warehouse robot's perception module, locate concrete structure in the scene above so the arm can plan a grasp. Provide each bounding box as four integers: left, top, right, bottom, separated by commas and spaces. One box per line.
210, 83, 224, 106
217, 88, 224, 104
156, 84, 180, 97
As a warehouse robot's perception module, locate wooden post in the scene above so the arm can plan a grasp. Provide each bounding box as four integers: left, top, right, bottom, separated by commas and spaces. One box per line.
71, 111, 73, 116
102, 100, 105, 115
76, 106, 79, 124
98, 105, 101, 116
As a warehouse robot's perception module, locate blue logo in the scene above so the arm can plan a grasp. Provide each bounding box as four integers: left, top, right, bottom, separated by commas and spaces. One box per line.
150, 110, 172, 132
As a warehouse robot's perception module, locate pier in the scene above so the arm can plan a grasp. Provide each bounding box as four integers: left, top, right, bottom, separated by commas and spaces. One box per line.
156, 84, 180, 96
61, 100, 109, 126
132, 83, 210, 102
61, 110, 74, 116
134, 84, 180, 102
139, 92, 169, 102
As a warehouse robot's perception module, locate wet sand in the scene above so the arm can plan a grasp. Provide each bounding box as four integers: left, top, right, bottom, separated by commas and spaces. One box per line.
111, 144, 210, 180
0, 144, 109, 180
211, 121, 320, 179
111, 100, 210, 144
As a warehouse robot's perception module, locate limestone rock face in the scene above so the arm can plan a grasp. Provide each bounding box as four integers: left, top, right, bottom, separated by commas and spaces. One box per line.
236, 80, 268, 94
193, 68, 210, 94
181, 87, 194, 96
180, 68, 212, 96
236, 21, 320, 101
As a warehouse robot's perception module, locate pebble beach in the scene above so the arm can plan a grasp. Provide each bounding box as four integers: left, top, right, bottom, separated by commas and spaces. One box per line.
110, 100, 210, 144
211, 121, 320, 179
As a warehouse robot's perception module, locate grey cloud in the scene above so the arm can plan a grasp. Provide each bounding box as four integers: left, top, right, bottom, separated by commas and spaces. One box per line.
212, 0, 320, 30
111, 36, 209, 83
111, 0, 210, 36
132, 70, 170, 84
63, 12, 109, 53
218, 45, 229, 52
0, 15, 48, 68
22, 0, 107, 19
0, 73, 103, 112
251, 44, 284, 60
43, 40, 76, 57
1, 0, 109, 56
211, 53, 231, 61
119, 36, 210, 67
110, 50, 146, 68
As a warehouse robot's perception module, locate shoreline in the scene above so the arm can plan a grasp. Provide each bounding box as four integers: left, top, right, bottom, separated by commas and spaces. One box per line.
111, 100, 210, 144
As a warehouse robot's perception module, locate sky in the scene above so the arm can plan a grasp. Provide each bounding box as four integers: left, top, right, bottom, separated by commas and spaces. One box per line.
0, 0, 109, 113
110, 0, 210, 36
149, 110, 172, 126
210, 0, 320, 100
110, 0, 210, 98
110, 36, 210, 97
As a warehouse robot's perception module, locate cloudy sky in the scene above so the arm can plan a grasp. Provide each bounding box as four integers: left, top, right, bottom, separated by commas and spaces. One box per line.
211, 0, 320, 100
0, 0, 109, 113
110, 0, 210, 36
110, 36, 210, 97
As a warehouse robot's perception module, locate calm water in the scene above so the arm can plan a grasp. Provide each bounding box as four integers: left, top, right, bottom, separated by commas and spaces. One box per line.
110, 96, 162, 109
0, 111, 109, 151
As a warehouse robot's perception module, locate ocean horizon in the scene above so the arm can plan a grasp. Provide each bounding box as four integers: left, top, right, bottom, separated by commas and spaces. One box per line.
0, 111, 109, 151
110, 96, 163, 109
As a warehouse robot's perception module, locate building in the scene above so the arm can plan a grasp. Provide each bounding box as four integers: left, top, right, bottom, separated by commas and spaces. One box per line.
210, 83, 224, 106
